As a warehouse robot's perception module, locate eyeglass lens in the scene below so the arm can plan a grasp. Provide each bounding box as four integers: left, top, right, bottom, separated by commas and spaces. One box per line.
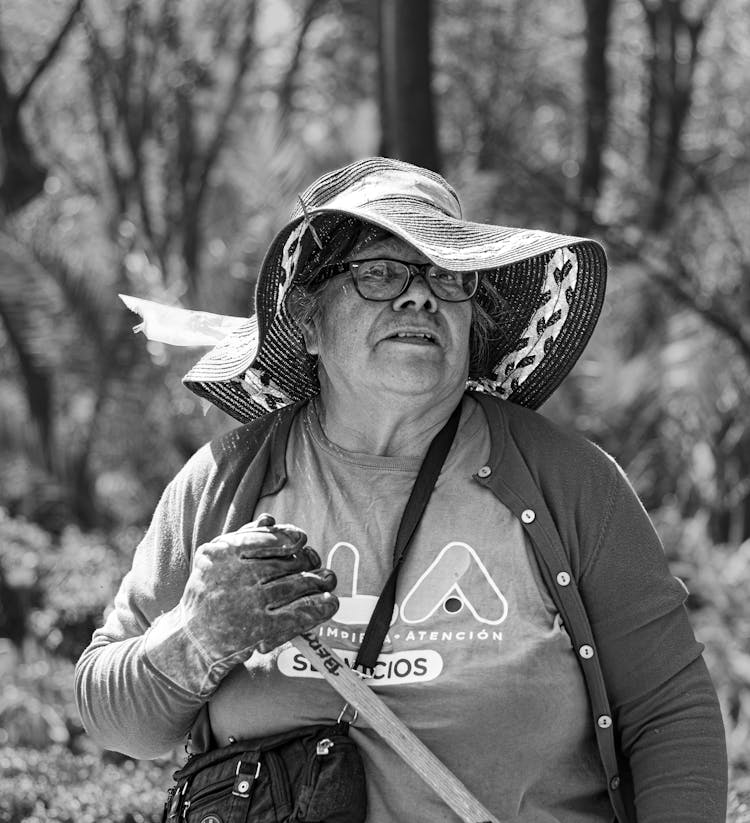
351, 260, 478, 302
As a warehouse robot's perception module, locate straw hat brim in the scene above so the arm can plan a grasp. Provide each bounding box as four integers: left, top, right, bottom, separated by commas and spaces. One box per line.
183, 202, 606, 423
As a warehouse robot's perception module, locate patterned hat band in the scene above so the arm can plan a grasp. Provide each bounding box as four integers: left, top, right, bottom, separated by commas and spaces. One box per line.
243, 225, 578, 411
124, 157, 606, 422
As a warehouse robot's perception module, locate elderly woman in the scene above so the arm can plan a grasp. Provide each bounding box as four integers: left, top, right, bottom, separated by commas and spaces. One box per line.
76, 158, 726, 823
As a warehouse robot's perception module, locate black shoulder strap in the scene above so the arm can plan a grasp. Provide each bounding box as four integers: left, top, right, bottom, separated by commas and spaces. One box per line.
354, 401, 463, 674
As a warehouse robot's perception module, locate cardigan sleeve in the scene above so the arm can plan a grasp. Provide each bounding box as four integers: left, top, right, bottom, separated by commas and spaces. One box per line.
580, 461, 727, 822
580, 460, 701, 704
617, 655, 727, 823
74, 445, 231, 759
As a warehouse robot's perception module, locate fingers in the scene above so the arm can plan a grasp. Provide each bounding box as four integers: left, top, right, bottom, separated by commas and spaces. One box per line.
203, 519, 327, 582
260, 551, 323, 584
206, 528, 307, 558
197, 538, 325, 595
217, 529, 306, 553
198, 516, 333, 591
249, 512, 275, 528
217, 521, 308, 555
264, 568, 337, 609
256, 590, 340, 654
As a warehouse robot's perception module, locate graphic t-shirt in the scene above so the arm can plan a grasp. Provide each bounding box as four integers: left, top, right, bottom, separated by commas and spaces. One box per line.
208, 397, 611, 821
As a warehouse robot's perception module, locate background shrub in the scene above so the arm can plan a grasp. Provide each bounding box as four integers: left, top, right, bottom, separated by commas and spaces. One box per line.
0, 510, 132, 661
0, 746, 176, 823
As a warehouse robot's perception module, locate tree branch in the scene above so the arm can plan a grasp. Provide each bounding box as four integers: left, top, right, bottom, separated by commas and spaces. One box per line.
14, 0, 86, 111
680, 159, 750, 270
174, 2, 258, 292
278, 0, 326, 117
196, 1, 258, 203
83, 23, 127, 217
650, 262, 750, 363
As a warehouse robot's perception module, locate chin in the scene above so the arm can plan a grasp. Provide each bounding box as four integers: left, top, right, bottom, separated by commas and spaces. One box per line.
378, 367, 464, 398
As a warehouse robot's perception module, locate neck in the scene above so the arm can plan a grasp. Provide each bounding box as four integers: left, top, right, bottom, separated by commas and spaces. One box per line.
314, 379, 465, 457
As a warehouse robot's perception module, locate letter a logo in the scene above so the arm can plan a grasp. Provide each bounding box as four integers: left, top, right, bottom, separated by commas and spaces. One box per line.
400, 542, 508, 625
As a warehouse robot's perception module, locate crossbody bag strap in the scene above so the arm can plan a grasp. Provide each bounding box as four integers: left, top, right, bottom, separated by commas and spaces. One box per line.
353, 401, 463, 673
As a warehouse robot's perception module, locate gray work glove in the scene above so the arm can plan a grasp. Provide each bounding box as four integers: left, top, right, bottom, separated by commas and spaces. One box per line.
180, 513, 338, 673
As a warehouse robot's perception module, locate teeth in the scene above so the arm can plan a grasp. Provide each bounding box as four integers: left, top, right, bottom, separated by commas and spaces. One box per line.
396, 332, 432, 339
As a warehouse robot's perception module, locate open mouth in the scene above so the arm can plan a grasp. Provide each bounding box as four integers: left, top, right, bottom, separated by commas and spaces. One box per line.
387, 331, 438, 344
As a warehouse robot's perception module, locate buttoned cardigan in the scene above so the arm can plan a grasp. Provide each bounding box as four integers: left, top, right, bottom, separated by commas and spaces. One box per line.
75, 392, 727, 823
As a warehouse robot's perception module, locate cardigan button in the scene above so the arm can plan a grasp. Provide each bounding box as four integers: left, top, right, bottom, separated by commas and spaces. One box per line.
477, 465, 492, 478
609, 775, 621, 790
579, 644, 594, 659
556, 571, 571, 586
520, 509, 535, 524
597, 715, 612, 729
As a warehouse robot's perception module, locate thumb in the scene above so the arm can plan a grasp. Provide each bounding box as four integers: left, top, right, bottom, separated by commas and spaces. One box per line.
238, 513, 276, 531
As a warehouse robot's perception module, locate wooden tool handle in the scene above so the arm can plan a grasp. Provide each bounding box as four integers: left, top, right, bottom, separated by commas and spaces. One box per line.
292, 632, 501, 823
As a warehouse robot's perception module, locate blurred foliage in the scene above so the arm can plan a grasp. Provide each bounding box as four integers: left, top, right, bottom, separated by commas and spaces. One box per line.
653, 507, 750, 788
0, 592, 180, 822
0, 744, 174, 823
0, 509, 131, 660
0, 0, 749, 818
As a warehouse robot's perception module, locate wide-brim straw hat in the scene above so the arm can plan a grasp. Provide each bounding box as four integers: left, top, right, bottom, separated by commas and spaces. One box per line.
182, 156, 606, 422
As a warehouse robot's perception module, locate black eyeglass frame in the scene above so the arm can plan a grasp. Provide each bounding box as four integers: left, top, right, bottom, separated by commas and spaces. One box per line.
316, 258, 480, 303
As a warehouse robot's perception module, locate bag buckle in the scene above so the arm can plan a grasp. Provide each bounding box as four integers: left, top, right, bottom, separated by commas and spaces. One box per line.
232, 759, 261, 798
336, 702, 359, 725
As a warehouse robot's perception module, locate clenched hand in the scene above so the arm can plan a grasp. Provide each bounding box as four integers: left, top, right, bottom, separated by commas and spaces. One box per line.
179, 513, 338, 672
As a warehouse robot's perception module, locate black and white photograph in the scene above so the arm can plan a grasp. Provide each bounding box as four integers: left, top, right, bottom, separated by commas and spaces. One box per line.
0, 1, 747, 821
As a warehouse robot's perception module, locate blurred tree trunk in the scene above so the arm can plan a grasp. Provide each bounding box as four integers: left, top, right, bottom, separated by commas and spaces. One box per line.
379, 0, 441, 172
0, 68, 47, 215
0, 0, 83, 486
0, 0, 83, 214
641, 0, 710, 231
0, 269, 53, 465
577, 0, 614, 234
278, 0, 327, 121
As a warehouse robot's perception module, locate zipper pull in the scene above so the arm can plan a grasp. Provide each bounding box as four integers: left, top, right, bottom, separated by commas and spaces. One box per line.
316, 738, 335, 756
164, 782, 187, 823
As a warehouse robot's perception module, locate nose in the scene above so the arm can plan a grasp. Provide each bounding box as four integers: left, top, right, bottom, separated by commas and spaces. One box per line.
392, 270, 438, 313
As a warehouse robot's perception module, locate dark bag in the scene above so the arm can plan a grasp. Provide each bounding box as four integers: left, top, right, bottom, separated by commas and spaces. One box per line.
162, 722, 366, 823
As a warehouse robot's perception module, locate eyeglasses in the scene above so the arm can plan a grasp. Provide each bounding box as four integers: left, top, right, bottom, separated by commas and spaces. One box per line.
318, 259, 479, 303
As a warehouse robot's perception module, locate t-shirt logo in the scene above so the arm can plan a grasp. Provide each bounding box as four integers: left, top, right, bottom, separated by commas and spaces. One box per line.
277, 540, 508, 684
400, 542, 508, 625
327, 541, 508, 627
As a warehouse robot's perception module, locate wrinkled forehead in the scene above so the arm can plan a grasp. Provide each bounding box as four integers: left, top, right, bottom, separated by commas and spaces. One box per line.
344, 225, 428, 263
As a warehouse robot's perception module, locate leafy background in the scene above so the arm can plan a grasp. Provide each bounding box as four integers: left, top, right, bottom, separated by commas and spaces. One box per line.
0, 0, 749, 820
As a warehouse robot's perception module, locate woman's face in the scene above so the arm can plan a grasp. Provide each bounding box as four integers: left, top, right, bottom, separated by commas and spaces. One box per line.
302, 234, 473, 403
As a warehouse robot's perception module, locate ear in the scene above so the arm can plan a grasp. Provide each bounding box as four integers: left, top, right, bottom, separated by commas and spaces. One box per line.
300, 317, 319, 356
